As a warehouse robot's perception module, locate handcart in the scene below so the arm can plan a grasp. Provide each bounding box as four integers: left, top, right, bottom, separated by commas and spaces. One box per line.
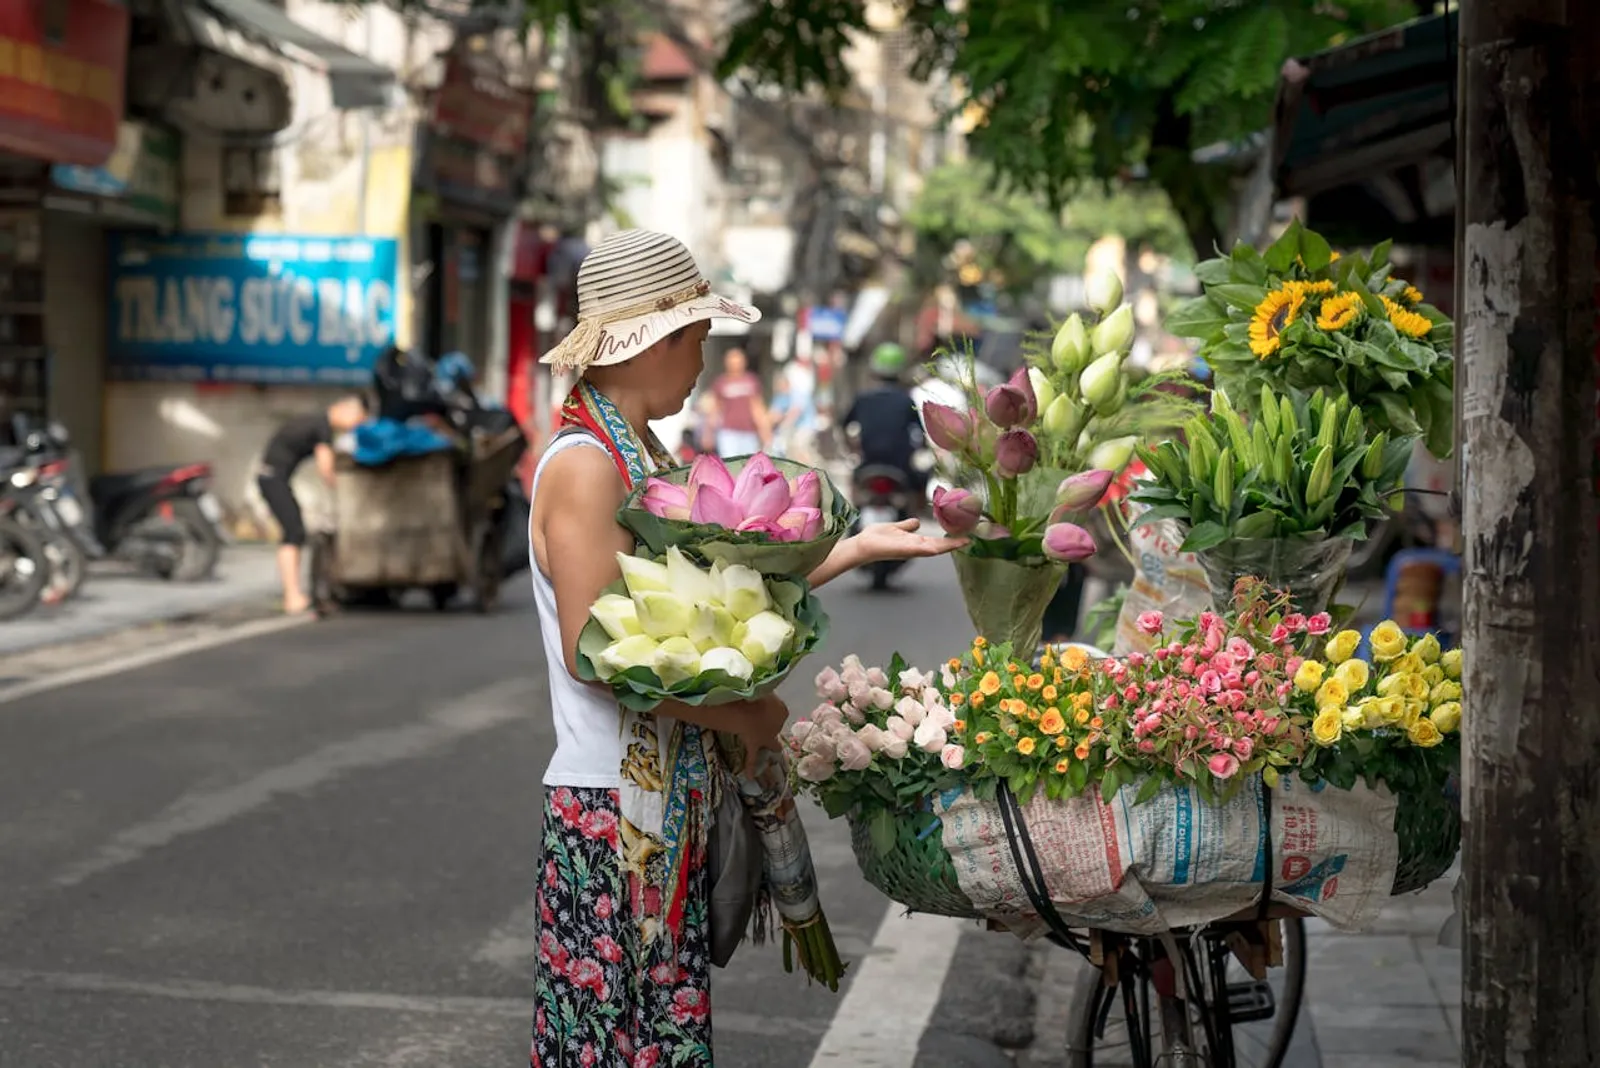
308, 426, 527, 614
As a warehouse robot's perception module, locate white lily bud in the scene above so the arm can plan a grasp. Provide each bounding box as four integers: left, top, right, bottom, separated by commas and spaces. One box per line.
1085, 269, 1124, 317
1051, 314, 1090, 373
1090, 304, 1135, 356
664, 545, 717, 603
632, 590, 696, 639
652, 636, 703, 685
1027, 367, 1056, 414
596, 634, 661, 676
739, 610, 796, 668
699, 646, 755, 681
1079, 350, 1124, 410
1042, 394, 1085, 441
1088, 435, 1139, 473
589, 594, 642, 642
719, 563, 771, 621
616, 553, 672, 596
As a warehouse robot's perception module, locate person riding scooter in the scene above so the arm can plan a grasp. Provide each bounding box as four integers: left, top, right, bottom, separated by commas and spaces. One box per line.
842, 342, 927, 502
257, 394, 370, 615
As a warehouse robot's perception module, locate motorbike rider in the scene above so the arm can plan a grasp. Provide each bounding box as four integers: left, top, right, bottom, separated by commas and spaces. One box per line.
257, 394, 370, 614
841, 342, 927, 502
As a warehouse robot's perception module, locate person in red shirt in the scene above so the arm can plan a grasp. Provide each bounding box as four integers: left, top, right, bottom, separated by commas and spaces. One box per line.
707, 348, 771, 457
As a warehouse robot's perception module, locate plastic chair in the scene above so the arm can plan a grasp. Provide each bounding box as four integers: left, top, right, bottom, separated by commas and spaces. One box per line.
1356, 547, 1462, 658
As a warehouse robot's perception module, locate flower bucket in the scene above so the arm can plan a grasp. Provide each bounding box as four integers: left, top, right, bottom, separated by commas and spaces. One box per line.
1194, 535, 1353, 616
951, 552, 1067, 653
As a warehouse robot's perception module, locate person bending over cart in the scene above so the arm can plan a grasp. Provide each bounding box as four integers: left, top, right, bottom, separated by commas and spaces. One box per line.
257, 394, 370, 614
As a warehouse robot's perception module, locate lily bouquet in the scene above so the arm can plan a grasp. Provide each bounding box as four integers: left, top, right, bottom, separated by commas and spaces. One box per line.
621, 453, 856, 577
578, 547, 828, 711
1165, 220, 1455, 457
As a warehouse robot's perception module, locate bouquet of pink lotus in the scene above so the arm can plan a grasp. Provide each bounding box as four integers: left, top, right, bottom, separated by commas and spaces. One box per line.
619, 453, 857, 577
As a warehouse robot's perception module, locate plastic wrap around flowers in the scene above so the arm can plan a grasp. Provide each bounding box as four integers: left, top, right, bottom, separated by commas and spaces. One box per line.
619, 453, 856, 577
577, 547, 830, 712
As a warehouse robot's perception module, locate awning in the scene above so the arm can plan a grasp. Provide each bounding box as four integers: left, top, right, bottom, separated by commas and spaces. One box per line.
183, 0, 397, 110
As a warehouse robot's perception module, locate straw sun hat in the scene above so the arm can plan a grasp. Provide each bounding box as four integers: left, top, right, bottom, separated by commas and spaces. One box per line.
542, 229, 760, 371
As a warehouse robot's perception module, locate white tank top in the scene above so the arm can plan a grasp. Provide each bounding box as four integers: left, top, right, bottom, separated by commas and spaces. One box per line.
530, 431, 632, 787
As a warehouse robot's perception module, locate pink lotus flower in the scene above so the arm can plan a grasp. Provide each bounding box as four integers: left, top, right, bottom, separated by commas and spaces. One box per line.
1042, 521, 1097, 562
1051, 469, 1115, 521
776, 506, 824, 541
921, 402, 976, 452
983, 382, 1033, 429
691, 482, 747, 528
640, 478, 692, 521
995, 428, 1039, 478
789, 470, 822, 510
1207, 752, 1241, 780
932, 486, 984, 534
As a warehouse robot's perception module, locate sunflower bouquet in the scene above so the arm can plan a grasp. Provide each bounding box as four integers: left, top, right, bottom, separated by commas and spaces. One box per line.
1166, 220, 1455, 458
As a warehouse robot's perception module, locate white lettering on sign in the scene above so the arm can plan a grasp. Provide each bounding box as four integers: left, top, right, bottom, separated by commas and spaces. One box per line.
115, 270, 394, 350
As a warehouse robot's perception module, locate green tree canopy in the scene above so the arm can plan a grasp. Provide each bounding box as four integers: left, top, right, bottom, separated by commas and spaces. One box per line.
517, 0, 1424, 257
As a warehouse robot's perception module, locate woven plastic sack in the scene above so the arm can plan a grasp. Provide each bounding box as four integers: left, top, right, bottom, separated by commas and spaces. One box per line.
1114, 507, 1212, 656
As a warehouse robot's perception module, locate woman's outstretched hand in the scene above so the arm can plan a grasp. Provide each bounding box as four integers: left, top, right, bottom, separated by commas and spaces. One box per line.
851, 518, 966, 564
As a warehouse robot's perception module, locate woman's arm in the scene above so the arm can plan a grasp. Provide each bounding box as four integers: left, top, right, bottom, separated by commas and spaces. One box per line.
535, 446, 789, 747
806, 519, 967, 588
314, 443, 337, 486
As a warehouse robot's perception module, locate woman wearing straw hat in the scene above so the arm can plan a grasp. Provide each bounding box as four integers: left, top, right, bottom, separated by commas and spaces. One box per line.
527, 230, 960, 1065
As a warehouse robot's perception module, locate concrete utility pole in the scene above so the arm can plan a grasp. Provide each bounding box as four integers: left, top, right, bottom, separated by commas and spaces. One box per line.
1459, 3, 1600, 1065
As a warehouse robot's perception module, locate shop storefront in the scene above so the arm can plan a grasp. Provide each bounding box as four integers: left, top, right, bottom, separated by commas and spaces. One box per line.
0, 0, 131, 436
412, 41, 532, 377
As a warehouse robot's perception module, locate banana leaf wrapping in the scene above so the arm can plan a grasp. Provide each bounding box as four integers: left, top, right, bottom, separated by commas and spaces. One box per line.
576, 574, 831, 713
1194, 534, 1354, 616
618, 456, 857, 577
952, 552, 1069, 653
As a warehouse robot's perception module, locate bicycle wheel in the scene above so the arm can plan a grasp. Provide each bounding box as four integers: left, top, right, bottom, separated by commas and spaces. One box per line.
1066, 919, 1307, 1068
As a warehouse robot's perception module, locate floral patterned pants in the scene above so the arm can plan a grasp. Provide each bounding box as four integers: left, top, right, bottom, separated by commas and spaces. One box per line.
531, 786, 712, 1068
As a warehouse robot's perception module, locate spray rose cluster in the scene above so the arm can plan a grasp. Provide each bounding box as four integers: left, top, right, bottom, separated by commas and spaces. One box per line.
788, 655, 967, 804
1109, 598, 1324, 796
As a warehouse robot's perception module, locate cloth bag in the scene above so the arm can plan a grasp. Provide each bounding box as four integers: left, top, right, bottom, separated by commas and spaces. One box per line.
706, 766, 764, 967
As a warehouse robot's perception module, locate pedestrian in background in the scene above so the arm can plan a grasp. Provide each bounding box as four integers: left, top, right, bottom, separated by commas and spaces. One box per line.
706, 348, 770, 457
527, 229, 960, 1067
256, 394, 369, 615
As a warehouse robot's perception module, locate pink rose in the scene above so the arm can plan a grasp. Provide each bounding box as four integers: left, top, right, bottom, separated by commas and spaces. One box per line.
881, 735, 909, 759
1136, 611, 1164, 636
866, 667, 890, 688
940, 744, 966, 770
885, 715, 916, 742
1208, 752, 1241, 779
1227, 637, 1254, 661
1233, 737, 1255, 761
857, 724, 890, 752
836, 733, 873, 771
895, 696, 927, 726
814, 666, 848, 702
1138, 739, 1158, 753
1283, 613, 1307, 632
868, 687, 896, 710
796, 753, 837, 782
1306, 612, 1332, 635
1269, 624, 1290, 645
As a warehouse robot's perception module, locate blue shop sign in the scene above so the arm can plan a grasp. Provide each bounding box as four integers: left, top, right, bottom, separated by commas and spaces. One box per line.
107, 232, 399, 385
807, 306, 847, 343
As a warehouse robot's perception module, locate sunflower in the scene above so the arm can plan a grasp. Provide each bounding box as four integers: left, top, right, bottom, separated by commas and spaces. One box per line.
1382, 296, 1432, 338
1285, 279, 1336, 297
1249, 286, 1306, 358
1316, 291, 1363, 331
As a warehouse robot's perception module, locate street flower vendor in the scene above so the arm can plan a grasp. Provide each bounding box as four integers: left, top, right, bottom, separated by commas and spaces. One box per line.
525, 228, 961, 1066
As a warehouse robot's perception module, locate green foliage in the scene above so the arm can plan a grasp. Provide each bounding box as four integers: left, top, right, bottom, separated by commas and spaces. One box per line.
1132, 385, 1413, 550
1170, 221, 1457, 456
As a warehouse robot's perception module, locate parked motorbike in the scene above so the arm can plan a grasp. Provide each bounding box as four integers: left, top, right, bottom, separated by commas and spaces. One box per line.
13, 418, 225, 582
0, 508, 48, 620
852, 463, 916, 590
2, 459, 88, 604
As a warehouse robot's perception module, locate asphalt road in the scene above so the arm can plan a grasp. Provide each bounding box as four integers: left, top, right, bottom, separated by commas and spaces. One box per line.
0, 551, 989, 1068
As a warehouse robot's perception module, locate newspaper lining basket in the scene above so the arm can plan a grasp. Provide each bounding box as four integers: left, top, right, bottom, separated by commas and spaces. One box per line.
848, 776, 1460, 919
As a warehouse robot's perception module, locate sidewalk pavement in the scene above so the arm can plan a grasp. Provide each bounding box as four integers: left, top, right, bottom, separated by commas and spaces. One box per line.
1021, 871, 1462, 1067
0, 544, 282, 660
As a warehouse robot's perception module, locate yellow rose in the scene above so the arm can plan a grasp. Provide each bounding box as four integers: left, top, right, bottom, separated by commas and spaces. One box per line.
1404, 700, 1427, 728
1411, 633, 1442, 664
1294, 660, 1326, 693
1370, 620, 1408, 662
1408, 717, 1444, 748
1431, 701, 1462, 733
1431, 680, 1463, 705
1392, 652, 1426, 677
1340, 706, 1365, 730
1441, 648, 1462, 679
1039, 708, 1067, 735
1334, 658, 1371, 694
1359, 697, 1388, 728
1422, 665, 1445, 687
1377, 674, 1406, 698
1377, 696, 1407, 727
1312, 708, 1344, 746
1016, 736, 1037, 755
1325, 630, 1362, 664
1315, 678, 1349, 711
1403, 673, 1430, 701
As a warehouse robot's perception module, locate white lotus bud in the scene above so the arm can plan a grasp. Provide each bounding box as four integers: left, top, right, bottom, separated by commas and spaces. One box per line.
632, 590, 696, 639
615, 553, 672, 595
1090, 304, 1135, 356
699, 646, 755, 681
589, 594, 642, 642
1085, 269, 1124, 317
664, 545, 717, 603
596, 634, 661, 676
688, 603, 739, 652
1051, 314, 1090, 373
719, 563, 772, 621
739, 610, 796, 668
652, 636, 703, 685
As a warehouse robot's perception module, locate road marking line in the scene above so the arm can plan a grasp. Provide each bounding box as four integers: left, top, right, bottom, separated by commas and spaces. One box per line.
0, 967, 824, 1037
48, 677, 536, 890
0, 612, 314, 706
807, 907, 966, 1068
